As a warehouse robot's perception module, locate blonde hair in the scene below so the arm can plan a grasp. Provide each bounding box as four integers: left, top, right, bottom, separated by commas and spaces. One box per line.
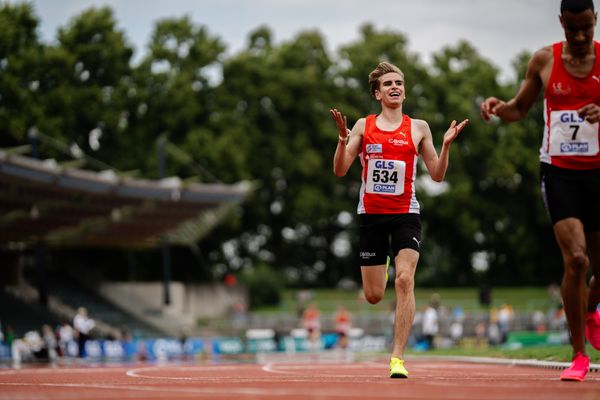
368, 62, 404, 96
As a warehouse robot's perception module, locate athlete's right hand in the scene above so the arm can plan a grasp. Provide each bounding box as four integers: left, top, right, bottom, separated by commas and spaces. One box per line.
480, 97, 505, 121
330, 109, 349, 140
578, 103, 600, 124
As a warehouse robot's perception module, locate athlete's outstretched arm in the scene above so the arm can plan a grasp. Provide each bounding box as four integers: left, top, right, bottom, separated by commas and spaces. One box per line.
480, 48, 548, 122
420, 119, 468, 182
330, 109, 363, 177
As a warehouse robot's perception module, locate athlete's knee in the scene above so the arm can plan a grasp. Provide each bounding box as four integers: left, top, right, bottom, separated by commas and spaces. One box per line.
363, 289, 384, 304
395, 270, 414, 292
564, 249, 589, 276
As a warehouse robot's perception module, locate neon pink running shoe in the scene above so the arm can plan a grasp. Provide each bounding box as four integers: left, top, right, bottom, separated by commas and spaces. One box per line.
585, 310, 600, 350
560, 352, 589, 382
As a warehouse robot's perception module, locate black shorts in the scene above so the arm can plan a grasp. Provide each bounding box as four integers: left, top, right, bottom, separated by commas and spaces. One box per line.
358, 213, 421, 266
540, 162, 600, 232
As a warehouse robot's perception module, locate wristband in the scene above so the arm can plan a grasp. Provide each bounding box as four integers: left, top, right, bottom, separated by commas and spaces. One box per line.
338, 129, 351, 142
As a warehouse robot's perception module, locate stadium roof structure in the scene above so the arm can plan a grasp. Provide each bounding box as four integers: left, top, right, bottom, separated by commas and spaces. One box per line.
0, 149, 251, 249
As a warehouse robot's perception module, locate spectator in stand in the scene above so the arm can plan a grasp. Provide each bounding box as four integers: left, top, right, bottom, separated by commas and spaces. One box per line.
73, 307, 95, 357
449, 319, 464, 346
57, 320, 74, 357
231, 301, 248, 334
549, 304, 568, 332
422, 294, 440, 350
2, 325, 14, 349
302, 302, 322, 351
11, 330, 46, 364
487, 307, 501, 346
42, 324, 58, 362
475, 321, 487, 347
302, 302, 321, 333
498, 304, 514, 343
334, 305, 352, 349
449, 306, 465, 347
532, 310, 547, 333
487, 320, 502, 346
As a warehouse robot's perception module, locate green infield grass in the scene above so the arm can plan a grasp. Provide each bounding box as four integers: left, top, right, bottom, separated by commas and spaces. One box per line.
408, 344, 600, 363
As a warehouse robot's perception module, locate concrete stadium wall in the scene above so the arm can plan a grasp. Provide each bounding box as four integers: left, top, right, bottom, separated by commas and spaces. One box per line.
97, 282, 248, 335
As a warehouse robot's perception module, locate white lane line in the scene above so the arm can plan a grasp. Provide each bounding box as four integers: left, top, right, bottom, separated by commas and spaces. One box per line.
262, 362, 384, 374
126, 364, 247, 379
0, 381, 420, 398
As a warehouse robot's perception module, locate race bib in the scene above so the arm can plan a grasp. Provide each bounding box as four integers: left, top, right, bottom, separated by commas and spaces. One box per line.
549, 110, 599, 156
365, 159, 405, 195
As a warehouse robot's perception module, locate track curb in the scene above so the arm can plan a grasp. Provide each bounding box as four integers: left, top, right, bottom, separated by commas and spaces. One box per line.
410, 354, 600, 372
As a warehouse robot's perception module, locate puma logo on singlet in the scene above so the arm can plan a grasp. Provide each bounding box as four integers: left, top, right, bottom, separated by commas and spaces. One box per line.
592, 75, 600, 83
412, 237, 421, 248
389, 131, 408, 146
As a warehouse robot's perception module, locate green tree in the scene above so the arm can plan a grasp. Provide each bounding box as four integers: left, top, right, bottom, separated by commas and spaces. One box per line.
0, 4, 565, 288
130, 16, 226, 177
200, 26, 345, 286
0, 2, 42, 145
417, 44, 560, 286
28, 6, 135, 166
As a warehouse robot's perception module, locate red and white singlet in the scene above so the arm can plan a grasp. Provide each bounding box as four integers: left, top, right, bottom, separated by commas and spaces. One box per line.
541, 41, 600, 170
357, 114, 420, 214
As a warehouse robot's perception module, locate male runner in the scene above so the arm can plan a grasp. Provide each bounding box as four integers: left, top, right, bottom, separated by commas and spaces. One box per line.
331, 61, 468, 378
480, 0, 600, 381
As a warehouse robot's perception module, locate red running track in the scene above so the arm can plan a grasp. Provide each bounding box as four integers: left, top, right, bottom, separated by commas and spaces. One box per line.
0, 357, 598, 400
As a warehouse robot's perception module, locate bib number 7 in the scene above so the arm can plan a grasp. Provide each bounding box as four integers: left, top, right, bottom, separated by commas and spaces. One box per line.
549, 110, 599, 156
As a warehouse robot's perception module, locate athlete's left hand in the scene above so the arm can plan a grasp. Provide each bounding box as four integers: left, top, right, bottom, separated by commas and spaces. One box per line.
443, 119, 469, 146
578, 104, 600, 124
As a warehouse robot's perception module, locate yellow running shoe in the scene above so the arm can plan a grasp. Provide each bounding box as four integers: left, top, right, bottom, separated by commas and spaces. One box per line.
389, 357, 408, 378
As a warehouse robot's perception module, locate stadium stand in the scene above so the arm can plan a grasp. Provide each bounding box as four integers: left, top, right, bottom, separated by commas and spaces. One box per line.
43, 273, 168, 339
0, 146, 252, 343
0, 288, 61, 337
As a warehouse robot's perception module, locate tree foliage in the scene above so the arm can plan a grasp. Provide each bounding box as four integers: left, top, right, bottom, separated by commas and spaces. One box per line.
0, 3, 562, 287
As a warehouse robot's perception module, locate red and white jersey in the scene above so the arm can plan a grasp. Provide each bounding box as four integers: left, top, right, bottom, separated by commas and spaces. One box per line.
357, 114, 419, 214
541, 41, 600, 169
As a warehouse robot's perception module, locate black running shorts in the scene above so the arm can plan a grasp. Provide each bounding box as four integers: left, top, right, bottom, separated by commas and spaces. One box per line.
358, 213, 421, 266
540, 162, 600, 232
